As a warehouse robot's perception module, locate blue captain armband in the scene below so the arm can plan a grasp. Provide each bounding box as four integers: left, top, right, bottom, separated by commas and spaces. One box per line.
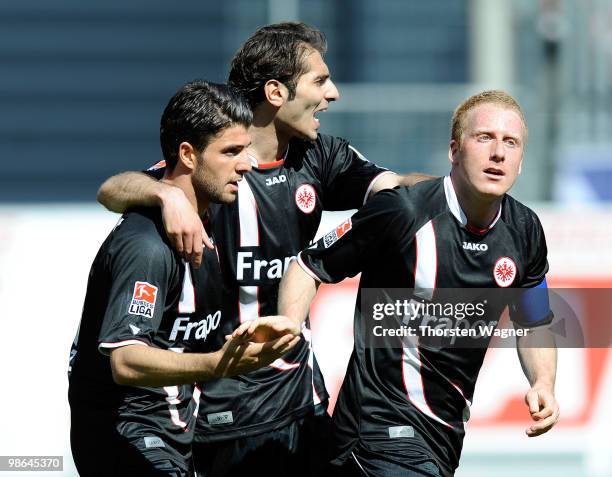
510, 278, 554, 328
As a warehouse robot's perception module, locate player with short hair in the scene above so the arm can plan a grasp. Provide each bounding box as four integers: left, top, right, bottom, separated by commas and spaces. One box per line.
68, 80, 300, 476
96, 22, 429, 476
274, 90, 560, 477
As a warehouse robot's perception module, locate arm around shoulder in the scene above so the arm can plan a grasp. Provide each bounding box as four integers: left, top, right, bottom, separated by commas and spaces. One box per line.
97, 171, 171, 213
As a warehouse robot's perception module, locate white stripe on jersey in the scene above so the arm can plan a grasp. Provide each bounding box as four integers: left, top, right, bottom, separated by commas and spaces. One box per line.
237, 179, 261, 323
401, 341, 452, 428
178, 261, 196, 314
414, 220, 437, 300
404, 219, 451, 427
192, 384, 202, 418
238, 179, 259, 247
302, 327, 322, 405
163, 385, 187, 428
238, 285, 259, 323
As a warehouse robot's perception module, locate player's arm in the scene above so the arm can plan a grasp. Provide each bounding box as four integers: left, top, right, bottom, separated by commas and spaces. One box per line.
110, 328, 299, 387
97, 171, 170, 213
512, 212, 559, 437
516, 333, 559, 437
276, 261, 320, 328
97, 170, 212, 267
277, 188, 410, 326
367, 172, 435, 199
513, 282, 559, 437
321, 138, 434, 209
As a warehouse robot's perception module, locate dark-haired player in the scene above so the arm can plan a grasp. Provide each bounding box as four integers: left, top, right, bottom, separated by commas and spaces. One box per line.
276, 91, 560, 476
68, 80, 300, 476
96, 23, 429, 476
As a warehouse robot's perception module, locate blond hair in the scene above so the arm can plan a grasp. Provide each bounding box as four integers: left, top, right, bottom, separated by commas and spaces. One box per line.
451, 90, 528, 145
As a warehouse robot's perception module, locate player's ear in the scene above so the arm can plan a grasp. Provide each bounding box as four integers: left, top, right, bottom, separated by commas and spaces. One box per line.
448, 139, 460, 165
178, 142, 197, 172
518, 156, 523, 175
263, 79, 287, 108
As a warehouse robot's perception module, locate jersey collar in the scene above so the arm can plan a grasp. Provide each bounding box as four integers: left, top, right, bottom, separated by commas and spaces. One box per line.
247, 145, 289, 169
443, 176, 502, 234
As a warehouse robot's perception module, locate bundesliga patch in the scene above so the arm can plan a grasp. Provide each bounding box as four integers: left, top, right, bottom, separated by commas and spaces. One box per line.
128, 281, 158, 318
493, 257, 517, 287
323, 218, 352, 248
295, 184, 316, 214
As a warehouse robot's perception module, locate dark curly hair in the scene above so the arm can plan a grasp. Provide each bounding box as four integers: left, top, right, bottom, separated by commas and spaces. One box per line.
160, 80, 252, 170
228, 22, 327, 109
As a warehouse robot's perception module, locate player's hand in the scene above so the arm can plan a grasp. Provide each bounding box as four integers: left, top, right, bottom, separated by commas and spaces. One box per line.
159, 185, 214, 268
214, 331, 300, 378
231, 316, 302, 343
524, 385, 560, 437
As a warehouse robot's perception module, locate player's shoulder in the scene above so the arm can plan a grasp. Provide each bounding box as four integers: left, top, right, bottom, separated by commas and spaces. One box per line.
364, 180, 441, 224
391, 176, 446, 215
109, 208, 175, 258
501, 194, 544, 233
289, 134, 353, 163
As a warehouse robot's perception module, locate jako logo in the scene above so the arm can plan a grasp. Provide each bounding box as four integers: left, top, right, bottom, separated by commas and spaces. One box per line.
236, 252, 295, 280
265, 175, 286, 186
463, 242, 488, 251
170, 311, 221, 341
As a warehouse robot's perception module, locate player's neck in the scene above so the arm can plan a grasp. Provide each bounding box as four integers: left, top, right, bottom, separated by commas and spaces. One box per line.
162, 176, 208, 217
249, 107, 290, 164
451, 174, 502, 230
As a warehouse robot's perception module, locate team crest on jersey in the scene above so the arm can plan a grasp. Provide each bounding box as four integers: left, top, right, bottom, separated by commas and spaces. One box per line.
323, 218, 352, 248
146, 160, 166, 171
295, 184, 316, 214
128, 281, 158, 318
493, 257, 516, 287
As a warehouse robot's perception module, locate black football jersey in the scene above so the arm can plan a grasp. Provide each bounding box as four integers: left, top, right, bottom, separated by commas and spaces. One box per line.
298, 177, 552, 476
146, 134, 390, 442
68, 207, 225, 455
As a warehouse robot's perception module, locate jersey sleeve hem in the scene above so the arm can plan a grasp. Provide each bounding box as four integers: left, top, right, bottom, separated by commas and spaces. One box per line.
297, 252, 323, 282
98, 339, 150, 356
363, 171, 397, 205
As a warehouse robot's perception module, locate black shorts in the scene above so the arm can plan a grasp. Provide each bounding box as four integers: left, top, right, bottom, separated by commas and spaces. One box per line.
192, 402, 332, 477
335, 442, 443, 477
70, 403, 194, 476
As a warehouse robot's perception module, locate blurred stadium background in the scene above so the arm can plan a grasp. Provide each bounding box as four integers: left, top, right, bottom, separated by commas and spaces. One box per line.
1, 0, 611, 475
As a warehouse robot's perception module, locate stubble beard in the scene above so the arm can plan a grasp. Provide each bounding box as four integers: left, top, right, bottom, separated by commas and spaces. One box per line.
192, 164, 229, 207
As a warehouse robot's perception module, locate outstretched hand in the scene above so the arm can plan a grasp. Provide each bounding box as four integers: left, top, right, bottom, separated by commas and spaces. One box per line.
214, 328, 300, 378
231, 315, 302, 343
524, 385, 560, 437
160, 186, 214, 268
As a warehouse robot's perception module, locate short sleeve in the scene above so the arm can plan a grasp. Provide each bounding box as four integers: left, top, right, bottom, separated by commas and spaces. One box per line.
521, 212, 549, 288
321, 138, 392, 211
298, 188, 412, 283
510, 212, 553, 327
98, 234, 177, 354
